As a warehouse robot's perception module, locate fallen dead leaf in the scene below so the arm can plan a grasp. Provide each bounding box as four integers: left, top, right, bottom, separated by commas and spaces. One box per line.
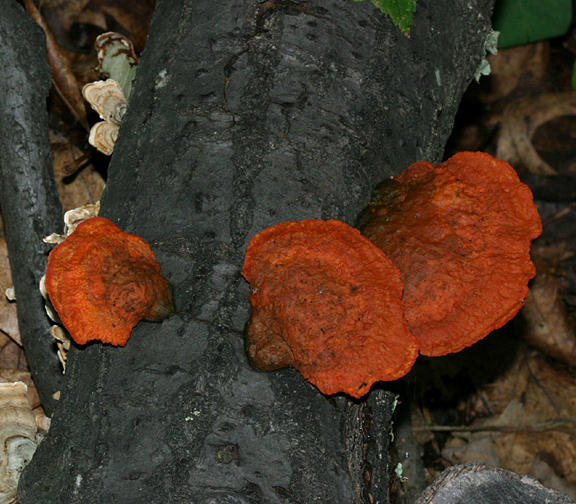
442, 433, 500, 467
0, 369, 49, 431
521, 270, 576, 367
25, 0, 89, 131
437, 350, 576, 496
50, 130, 105, 212
0, 333, 26, 370
530, 453, 576, 498
477, 43, 550, 104
40, 0, 154, 54
496, 92, 576, 175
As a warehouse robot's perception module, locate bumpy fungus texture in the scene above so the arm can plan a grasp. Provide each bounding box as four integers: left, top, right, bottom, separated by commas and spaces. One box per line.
45, 217, 173, 346
360, 151, 542, 356
242, 219, 418, 398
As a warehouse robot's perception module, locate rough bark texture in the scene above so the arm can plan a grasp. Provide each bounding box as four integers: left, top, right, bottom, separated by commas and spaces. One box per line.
0, 0, 64, 414
17, 0, 495, 502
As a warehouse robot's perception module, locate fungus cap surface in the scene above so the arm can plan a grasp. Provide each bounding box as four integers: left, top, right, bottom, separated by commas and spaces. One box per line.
45, 217, 173, 346
242, 219, 418, 398
360, 152, 542, 356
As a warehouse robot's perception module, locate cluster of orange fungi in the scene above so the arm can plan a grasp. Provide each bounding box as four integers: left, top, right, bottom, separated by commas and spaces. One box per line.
44, 152, 541, 399
242, 152, 542, 398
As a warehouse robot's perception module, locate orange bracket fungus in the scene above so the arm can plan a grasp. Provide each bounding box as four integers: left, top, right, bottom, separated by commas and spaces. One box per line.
360, 151, 542, 356
241, 219, 418, 398
45, 217, 173, 346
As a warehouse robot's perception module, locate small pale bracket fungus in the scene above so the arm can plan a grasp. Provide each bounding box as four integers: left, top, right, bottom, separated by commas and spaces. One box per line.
43, 201, 101, 245
45, 217, 173, 346
82, 32, 138, 155
50, 325, 70, 373
63, 201, 101, 235
242, 219, 418, 398
82, 79, 127, 155
360, 151, 542, 356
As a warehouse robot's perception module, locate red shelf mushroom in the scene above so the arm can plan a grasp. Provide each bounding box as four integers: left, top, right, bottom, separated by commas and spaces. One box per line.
360, 151, 542, 356
242, 219, 418, 398
45, 217, 173, 346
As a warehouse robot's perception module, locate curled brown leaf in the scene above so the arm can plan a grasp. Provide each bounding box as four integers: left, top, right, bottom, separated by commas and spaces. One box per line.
24, 0, 89, 130
522, 269, 576, 367
496, 92, 576, 175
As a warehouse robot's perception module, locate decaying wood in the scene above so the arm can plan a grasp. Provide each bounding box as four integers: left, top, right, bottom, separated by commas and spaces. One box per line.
417, 463, 576, 504
1, 0, 506, 501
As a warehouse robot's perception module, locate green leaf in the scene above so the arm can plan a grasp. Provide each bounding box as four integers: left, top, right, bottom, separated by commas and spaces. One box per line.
572, 60, 576, 91
493, 0, 572, 48
354, 0, 418, 33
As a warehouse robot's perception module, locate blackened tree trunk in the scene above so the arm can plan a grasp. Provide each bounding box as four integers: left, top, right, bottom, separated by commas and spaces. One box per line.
0, 0, 64, 414
17, 0, 493, 502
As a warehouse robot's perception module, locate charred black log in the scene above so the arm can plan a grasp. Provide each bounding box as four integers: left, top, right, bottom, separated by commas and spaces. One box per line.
18, 0, 493, 501
0, 0, 63, 414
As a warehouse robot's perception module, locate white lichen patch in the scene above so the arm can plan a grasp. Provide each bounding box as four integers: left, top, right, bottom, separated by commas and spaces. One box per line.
474, 30, 499, 82
154, 68, 170, 90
